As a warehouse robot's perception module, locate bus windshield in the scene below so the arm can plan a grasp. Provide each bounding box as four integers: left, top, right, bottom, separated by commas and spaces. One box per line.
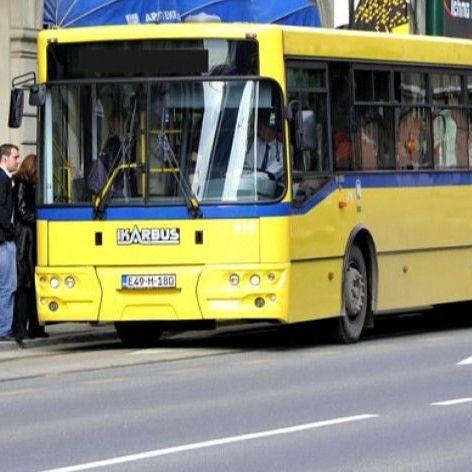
42, 79, 286, 206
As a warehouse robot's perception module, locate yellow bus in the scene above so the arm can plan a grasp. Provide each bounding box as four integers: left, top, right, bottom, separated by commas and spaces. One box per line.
14, 23, 472, 344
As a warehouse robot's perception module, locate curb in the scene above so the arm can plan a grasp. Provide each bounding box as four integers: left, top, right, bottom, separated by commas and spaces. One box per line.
0, 327, 118, 352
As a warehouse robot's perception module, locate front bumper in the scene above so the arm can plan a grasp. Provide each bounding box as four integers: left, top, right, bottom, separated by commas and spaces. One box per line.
36, 263, 290, 324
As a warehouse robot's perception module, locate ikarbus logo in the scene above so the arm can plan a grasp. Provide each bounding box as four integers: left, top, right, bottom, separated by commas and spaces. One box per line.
117, 226, 180, 245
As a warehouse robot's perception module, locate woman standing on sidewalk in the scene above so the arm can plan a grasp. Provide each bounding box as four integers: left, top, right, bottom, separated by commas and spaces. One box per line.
13, 154, 47, 340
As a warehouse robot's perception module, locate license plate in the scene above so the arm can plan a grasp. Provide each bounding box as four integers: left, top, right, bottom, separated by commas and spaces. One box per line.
121, 274, 176, 289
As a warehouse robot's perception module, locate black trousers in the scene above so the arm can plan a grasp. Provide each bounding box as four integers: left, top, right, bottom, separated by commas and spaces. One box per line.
14, 286, 43, 338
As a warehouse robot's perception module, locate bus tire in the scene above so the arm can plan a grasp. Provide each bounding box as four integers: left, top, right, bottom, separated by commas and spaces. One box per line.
334, 245, 368, 344
114, 321, 163, 347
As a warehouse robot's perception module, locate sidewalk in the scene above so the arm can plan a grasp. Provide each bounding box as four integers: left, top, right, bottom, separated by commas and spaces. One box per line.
0, 323, 118, 352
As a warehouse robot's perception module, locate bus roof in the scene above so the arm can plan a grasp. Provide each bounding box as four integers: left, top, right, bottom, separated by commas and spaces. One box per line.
282, 27, 472, 68
38, 23, 472, 69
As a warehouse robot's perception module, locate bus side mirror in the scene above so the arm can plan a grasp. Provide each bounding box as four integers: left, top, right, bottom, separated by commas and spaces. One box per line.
8, 88, 24, 128
295, 109, 316, 152
288, 100, 317, 152
29, 84, 46, 106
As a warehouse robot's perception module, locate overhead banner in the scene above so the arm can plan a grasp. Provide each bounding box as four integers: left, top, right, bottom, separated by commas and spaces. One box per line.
334, 0, 411, 33
353, 0, 410, 33
443, 0, 472, 38
43, 0, 321, 28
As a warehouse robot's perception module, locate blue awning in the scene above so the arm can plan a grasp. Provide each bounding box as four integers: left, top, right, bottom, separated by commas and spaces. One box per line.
44, 0, 321, 28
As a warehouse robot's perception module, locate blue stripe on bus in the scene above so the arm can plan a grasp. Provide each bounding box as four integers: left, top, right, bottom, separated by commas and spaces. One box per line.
341, 171, 472, 188
37, 171, 472, 221
295, 171, 472, 215
37, 203, 292, 221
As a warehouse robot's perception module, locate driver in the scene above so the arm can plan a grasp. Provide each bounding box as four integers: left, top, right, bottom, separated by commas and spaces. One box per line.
246, 110, 283, 179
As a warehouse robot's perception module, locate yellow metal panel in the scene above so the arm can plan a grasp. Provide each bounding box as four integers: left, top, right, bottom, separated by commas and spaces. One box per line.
358, 185, 472, 311
258, 29, 285, 88
259, 217, 291, 263
48, 219, 260, 266
290, 258, 343, 322
38, 24, 472, 74
197, 263, 290, 321
38, 23, 283, 83
35, 266, 101, 322
97, 266, 203, 321
289, 182, 472, 317
36, 220, 48, 266
282, 27, 472, 67
378, 248, 472, 310
291, 187, 357, 261
361, 186, 472, 253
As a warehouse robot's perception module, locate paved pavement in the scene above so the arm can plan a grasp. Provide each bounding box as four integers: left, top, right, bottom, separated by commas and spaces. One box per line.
0, 322, 117, 353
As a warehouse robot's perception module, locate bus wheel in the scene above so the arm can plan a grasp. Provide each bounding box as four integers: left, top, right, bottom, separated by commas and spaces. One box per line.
334, 245, 368, 344
114, 321, 163, 347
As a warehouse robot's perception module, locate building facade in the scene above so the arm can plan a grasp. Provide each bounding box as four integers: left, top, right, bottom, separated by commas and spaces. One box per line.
0, 0, 43, 155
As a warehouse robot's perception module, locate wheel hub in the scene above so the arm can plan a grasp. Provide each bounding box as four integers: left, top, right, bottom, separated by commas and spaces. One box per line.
345, 266, 365, 318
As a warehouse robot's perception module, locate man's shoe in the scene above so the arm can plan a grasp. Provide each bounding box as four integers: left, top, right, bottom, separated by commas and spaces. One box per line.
29, 331, 49, 339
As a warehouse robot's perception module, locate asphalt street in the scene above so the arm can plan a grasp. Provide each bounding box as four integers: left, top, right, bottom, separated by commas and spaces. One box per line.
0, 309, 471, 472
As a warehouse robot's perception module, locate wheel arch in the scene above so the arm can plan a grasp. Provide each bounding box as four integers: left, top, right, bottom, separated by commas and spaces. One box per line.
343, 226, 378, 328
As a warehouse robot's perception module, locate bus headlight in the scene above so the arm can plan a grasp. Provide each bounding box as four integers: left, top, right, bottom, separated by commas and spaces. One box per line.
50, 277, 60, 289
65, 277, 75, 289
250, 274, 261, 286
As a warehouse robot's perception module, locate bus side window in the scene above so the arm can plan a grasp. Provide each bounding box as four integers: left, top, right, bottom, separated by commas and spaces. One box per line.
352, 68, 395, 171
393, 71, 432, 170
431, 73, 467, 170
286, 64, 330, 205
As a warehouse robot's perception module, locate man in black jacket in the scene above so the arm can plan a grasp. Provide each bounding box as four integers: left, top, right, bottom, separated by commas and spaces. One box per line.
0, 144, 20, 340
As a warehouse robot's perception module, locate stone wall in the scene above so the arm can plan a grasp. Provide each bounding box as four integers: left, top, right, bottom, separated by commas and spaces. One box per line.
0, 0, 43, 156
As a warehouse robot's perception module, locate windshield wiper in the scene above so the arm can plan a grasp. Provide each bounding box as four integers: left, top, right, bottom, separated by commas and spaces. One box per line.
93, 160, 141, 220
157, 132, 202, 219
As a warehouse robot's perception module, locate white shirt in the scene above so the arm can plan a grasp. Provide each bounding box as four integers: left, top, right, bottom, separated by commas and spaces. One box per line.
433, 109, 457, 169
246, 137, 283, 177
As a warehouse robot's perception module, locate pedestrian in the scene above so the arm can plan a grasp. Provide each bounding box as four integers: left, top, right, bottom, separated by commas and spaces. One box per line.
13, 154, 47, 339
0, 144, 20, 341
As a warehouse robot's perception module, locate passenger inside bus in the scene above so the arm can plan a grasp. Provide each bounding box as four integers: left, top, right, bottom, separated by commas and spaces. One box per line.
87, 110, 122, 197
395, 108, 429, 170
87, 93, 141, 202
330, 65, 353, 170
